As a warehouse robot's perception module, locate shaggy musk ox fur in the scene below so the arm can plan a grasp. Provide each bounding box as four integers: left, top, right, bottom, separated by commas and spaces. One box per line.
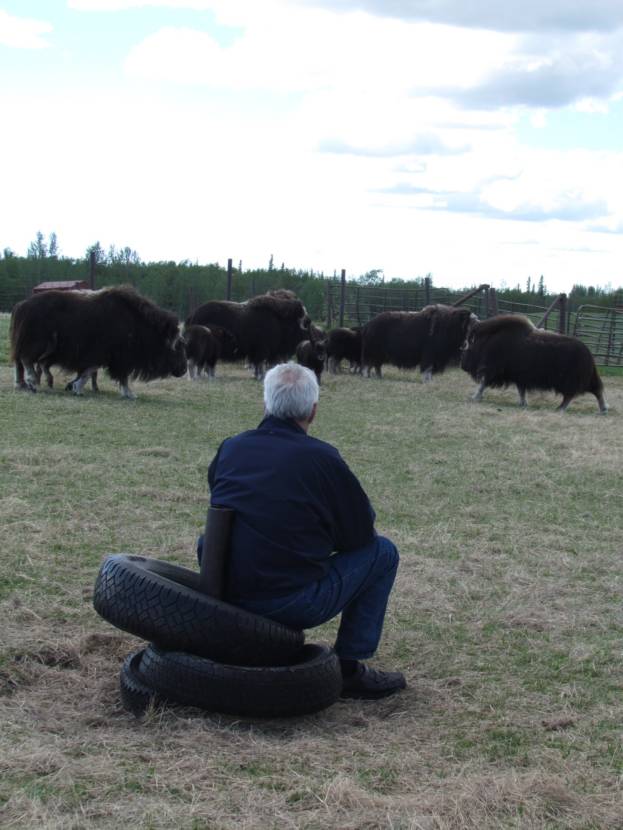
11, 285, 187, 398
296, 339, 327, 384
186, 292, 311, 378
184, 324, 236, 379
327, 327, 362, 374
461, 314, 608, 412
361, 304, 476, 379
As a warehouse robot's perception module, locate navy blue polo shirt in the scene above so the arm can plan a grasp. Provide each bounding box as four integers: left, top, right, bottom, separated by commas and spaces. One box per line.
208, 415, 376, 601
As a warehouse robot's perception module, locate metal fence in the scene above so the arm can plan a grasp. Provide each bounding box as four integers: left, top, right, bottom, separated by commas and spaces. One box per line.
324, 278, 622, 366
573, 305, 623, 366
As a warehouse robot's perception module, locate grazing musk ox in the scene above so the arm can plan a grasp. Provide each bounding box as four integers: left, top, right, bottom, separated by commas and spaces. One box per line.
11, 285, 187, 399
186, 292, 311, 379
326, 326, 362, 374
296, 338, 327, 384
184, 324, 236, 380
361, 304, 476, 380
460, 314, 608, 412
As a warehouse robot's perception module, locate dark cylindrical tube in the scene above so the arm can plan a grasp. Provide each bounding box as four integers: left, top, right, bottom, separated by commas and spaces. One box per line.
199, 507, 235, 598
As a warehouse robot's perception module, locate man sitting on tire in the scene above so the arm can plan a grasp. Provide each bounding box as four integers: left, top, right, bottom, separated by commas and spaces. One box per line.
199, 362, 406, 699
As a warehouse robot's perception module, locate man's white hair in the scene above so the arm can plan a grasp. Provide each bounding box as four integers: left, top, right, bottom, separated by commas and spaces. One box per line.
264, 362, 319, 421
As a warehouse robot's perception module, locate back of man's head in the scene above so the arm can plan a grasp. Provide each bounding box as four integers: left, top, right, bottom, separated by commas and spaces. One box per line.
264, 362, 319, 421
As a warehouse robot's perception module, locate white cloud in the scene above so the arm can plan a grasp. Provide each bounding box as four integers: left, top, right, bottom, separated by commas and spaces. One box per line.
124, 8, 514, 95
0, 10, 52, 49
291, 0, 623, 33
68, 0, 217, 10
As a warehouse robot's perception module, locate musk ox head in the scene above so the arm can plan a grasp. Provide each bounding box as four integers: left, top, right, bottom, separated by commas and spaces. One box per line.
167, 334, 188, 378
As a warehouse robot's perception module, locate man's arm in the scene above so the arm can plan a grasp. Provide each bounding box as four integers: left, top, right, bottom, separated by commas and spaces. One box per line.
207, 440, 226, 493
319, 452, 376, 552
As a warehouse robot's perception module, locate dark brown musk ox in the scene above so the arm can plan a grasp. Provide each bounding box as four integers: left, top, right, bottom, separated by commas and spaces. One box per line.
460, 314, 608, 413
361, 304, 477, 380
11, 285, 187, 399
296, 338, 327, 384
326, 326, 362, 374
186, 291, 311, 379
183, 324, 237, 380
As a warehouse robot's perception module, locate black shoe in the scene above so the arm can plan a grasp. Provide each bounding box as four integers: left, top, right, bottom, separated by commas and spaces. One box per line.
340, 663, 406, 700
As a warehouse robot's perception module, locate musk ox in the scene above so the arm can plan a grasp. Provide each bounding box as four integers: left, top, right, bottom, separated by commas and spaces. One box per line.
361, 304, 476, 380
11, 285, 187, 399
184, 324, 236, 380
460, 314, 608, 413
296, 338, 327, 384
187, 292, 311, 379
326, 326, 362, 374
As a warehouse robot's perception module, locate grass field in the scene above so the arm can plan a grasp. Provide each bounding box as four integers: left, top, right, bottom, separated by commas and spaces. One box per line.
1, 312, 622, 829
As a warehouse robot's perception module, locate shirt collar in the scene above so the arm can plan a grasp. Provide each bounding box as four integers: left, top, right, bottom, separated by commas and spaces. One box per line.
258, 414, 307, 435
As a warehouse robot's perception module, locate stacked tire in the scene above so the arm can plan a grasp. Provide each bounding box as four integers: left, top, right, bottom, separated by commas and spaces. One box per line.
94, 554, 342, 717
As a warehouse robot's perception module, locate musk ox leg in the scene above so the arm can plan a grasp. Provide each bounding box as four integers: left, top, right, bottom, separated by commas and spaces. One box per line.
119, 379, 136, 400
557, 394, 575, 413
421, 367, 433, 383
471, 378, 487, 401
517, 386, 528, 407
71, 368, 98, 396
187, 359, 198, 381
22, 362, 39, 392
14, 362, 28, 390
91, 371, 99, 392
595, 392, 608, 414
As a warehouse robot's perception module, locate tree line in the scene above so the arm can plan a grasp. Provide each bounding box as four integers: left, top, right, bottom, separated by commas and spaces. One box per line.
1, 231, 621, 320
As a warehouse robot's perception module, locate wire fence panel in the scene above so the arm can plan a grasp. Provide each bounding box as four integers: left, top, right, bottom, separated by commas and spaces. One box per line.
573, 305, 623, 366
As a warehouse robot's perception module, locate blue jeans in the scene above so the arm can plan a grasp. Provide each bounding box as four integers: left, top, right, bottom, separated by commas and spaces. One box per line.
198, 534, 399, 660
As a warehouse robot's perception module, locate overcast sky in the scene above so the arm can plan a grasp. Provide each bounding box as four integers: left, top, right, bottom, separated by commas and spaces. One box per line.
2, 1, 623, 292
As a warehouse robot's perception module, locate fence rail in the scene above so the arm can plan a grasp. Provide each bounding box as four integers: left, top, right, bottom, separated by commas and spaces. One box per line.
573, 305, 623, 366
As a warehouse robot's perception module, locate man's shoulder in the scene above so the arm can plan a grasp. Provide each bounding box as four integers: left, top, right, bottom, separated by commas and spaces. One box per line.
304, 433, 341, 459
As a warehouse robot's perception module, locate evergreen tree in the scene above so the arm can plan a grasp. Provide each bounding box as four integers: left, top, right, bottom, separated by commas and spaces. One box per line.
48, 232, 59, 258
27, 230, 47, 259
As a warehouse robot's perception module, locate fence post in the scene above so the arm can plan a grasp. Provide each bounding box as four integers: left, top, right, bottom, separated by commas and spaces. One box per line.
326, 280, 332, 327
558, 293, 567, 334
339, 269, 346, 327
226, 258, 233, 300
89, 251, 96, 290
489, 287, 498, 316
424, 275, 431, 306
356, 287, 361, 326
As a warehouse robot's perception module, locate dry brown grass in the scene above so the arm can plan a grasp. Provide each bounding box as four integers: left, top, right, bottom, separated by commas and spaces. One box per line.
1, 342, 622, 829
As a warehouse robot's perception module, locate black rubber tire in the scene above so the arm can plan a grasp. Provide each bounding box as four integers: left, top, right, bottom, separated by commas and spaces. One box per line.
138, 643, 342, 717
119, 649, 161, 716
94, 554, 305, 666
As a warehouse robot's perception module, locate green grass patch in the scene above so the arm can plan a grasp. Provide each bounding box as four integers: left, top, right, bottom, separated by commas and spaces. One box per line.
1, 354, 622, 829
